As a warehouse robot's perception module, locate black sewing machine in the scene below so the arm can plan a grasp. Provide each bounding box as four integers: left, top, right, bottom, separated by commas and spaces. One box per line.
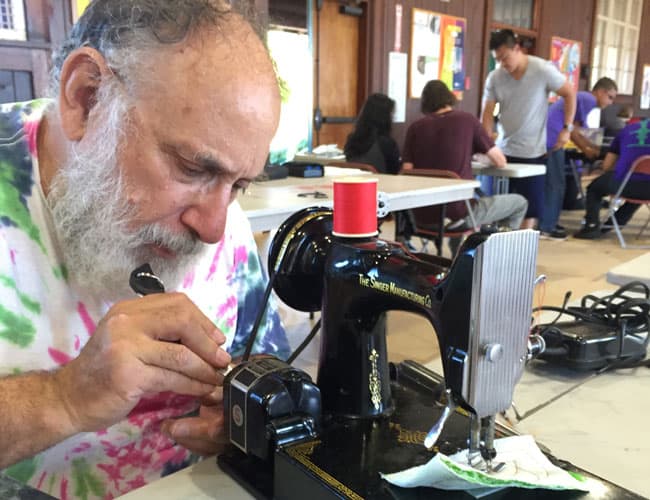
217, 207, 642, 500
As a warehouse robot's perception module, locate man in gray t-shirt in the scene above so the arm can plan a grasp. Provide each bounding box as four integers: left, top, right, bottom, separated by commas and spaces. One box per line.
480, 29, 576, 228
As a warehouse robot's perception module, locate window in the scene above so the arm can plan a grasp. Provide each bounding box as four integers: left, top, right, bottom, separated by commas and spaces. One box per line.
493, 0, 535, 30
590, 0, 641, 94
0, 0, 26, 41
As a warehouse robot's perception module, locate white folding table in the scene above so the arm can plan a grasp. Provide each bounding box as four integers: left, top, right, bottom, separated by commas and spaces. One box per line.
471, 161, 546, 195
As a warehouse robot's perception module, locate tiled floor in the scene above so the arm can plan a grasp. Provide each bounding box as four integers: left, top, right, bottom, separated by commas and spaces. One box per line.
255, 205, 650, 498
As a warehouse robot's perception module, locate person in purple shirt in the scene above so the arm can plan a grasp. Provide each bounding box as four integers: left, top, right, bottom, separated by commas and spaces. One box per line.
574, 118, 650, 239
540, 77, 618, 239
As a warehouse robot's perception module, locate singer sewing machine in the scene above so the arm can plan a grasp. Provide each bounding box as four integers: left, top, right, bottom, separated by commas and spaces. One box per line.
217, 207, 640, 500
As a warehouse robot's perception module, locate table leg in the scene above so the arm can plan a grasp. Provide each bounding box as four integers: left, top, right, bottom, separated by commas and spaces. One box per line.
493, 176, 509, 195
568, 158, 585, 200
437, 204, 446, 256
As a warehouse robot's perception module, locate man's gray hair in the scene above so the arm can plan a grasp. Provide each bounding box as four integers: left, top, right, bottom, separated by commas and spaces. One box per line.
49, 0, 263, 95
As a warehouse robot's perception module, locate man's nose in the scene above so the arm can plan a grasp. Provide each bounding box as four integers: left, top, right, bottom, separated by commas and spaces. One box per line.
180, 185, 231, 244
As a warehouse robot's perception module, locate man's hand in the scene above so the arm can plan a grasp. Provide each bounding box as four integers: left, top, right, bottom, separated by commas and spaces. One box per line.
161, 387, 227, 455
555, 128, 571, 150
55, 293, 231, 433
582, 145, 600, 160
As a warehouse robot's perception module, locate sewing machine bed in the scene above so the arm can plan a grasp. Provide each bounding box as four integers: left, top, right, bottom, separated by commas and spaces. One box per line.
217, 361, 642, 500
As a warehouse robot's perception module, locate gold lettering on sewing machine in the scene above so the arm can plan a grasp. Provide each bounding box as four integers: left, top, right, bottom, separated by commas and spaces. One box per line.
358, 274, 432, 308
390, 423, 435, 449
369, 349, 381, 410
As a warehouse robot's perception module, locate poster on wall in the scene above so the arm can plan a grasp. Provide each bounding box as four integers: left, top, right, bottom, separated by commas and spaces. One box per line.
72, 0, 92, 20
641, 65, 650, 110
409, 8, 466, 99
549, 36, 581, 102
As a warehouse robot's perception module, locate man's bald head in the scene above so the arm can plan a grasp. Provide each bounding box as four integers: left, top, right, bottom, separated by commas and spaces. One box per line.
50, 0, 263, 95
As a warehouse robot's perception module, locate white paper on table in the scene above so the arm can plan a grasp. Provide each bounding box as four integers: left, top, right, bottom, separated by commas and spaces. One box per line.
381, 435, 604, 494
311, 144, 343, 156
472, 153, 492, 166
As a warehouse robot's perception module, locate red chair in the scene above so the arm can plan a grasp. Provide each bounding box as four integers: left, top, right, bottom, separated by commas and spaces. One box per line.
400, 169, 477, 256
602, 155, 650, 249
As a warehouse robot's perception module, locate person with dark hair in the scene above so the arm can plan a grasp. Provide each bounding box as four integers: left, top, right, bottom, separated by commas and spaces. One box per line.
601, 103, 633, 138
574, 119, 650, 239
540, 77, 618, 239
0, 1, 289, 497
344, 93, 400, 174
402, 80, 527, 254
481, 29, 577, 230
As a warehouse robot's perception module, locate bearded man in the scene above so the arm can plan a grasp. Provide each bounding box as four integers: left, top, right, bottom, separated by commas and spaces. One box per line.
0, 1, 288, 498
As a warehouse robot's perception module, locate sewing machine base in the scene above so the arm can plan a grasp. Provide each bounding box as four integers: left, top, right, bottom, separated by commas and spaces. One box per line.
217, 361, 642, 500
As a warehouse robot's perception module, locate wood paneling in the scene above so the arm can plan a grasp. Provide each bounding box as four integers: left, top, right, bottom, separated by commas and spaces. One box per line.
0, 46, 49, 97
24, 0, 51, 43
365, 0, 488, 149
536, 0, 595, 91
313, 0, 360, 148
0, 70, 34, 104
0, 1, 71, 99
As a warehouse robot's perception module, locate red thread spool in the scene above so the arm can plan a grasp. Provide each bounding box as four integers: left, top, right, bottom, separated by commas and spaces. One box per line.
332, 177, 378, 238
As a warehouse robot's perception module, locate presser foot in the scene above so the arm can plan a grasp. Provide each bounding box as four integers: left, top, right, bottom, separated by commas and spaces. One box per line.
468, 449, 505, 474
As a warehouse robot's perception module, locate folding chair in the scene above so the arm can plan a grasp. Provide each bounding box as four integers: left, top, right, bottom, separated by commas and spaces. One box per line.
400, 169, 477, 256
602, 155, 650, 249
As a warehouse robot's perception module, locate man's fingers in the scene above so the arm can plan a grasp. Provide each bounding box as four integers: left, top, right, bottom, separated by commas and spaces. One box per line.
160, 419, 225, 455
201, 386, 224, 405
109, 294, 231, 368
170, 435, 228, 456
139, 340, 226, 386
163, 413, 225, 443
111, 293, 226, 344
141, 367, 216, 397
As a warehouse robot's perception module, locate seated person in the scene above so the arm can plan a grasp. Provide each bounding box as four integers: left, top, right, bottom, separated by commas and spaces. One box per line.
0, 1, 288, 498
344, 93, 400, 174
601, 103, 633, 139
402, 80, 528, 254
541, 77, 618, 240
574, 118, 650, 239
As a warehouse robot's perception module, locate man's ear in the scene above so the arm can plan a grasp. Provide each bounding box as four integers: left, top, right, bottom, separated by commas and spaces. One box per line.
58, 47, 113, 142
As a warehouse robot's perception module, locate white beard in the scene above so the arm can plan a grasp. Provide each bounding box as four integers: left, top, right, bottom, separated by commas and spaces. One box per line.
47, 80, 207, 301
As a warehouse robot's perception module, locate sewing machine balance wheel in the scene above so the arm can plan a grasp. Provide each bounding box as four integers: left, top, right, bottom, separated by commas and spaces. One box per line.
267, 206, 334, 313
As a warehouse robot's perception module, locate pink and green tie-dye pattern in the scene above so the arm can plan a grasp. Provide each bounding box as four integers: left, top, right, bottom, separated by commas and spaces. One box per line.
0, 100, 289, 499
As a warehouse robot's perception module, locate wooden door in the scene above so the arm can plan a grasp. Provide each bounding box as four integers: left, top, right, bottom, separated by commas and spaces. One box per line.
312, 0, 366, 149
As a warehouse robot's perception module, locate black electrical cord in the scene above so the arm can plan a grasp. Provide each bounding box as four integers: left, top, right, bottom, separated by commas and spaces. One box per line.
533, 281, 650, 333
532, 281, 650, 369
286, 317, 322, 364
241, 269, 278, 362
241, 269, 323, 365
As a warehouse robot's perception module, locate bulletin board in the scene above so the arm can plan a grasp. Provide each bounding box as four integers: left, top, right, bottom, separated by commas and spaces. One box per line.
409, 8, 466, 99
549, 36, 581, 102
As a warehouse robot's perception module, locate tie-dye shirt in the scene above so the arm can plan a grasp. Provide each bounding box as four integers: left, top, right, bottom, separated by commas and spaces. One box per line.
0, 100, 290, 499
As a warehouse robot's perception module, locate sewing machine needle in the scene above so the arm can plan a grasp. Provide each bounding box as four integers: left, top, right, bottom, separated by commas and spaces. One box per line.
424, 388, 457, 450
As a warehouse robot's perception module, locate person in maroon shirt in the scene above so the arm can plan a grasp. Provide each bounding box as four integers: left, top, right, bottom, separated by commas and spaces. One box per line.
402, 80, 527, 254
